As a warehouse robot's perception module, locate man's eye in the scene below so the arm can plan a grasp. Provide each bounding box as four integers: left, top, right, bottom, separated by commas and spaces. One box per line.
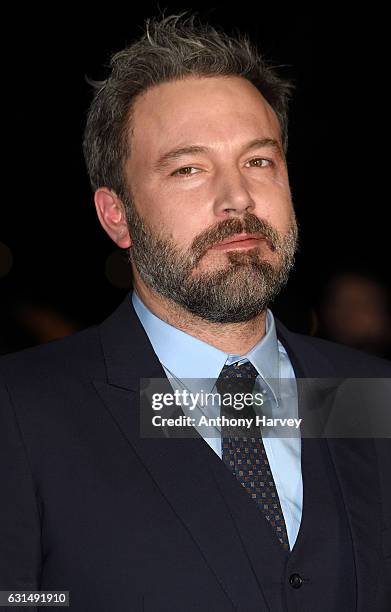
172, 166, 198, 176
247, 158, 274, 168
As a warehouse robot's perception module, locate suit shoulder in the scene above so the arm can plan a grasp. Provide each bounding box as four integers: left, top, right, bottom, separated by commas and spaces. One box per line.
277, 320, 391, 377
0, 325, 104, 385
300, 333, 391, 375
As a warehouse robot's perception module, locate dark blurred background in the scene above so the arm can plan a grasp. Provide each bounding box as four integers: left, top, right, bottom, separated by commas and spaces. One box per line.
1, 4, 390, 358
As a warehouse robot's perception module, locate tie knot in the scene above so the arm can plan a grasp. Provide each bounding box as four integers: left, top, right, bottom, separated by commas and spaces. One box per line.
216, 360, 259, 397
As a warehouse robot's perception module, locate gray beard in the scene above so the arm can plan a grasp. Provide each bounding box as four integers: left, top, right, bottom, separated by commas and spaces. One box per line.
124, 195, 298, 323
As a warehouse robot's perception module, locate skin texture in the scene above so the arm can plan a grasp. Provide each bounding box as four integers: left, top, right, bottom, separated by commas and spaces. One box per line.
94, 75, 298, 354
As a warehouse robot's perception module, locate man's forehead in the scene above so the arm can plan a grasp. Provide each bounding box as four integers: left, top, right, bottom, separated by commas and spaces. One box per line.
130, 76, 281, 155
133, 75, 276, 122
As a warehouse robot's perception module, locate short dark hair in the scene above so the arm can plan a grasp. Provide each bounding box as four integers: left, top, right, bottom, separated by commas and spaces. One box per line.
82, 11, 295, 202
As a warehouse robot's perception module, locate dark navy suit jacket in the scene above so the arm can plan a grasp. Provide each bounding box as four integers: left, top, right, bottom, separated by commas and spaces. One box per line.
1, 293, 390, 611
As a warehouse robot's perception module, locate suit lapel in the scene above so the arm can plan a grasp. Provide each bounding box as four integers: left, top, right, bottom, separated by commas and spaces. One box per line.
93, 295, 271, 611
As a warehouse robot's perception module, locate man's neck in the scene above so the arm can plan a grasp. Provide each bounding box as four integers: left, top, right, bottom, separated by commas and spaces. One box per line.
133, 278, 266, 356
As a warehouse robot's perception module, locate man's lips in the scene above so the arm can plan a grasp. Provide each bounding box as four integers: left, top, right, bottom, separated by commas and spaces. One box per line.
209, 233, 265, 251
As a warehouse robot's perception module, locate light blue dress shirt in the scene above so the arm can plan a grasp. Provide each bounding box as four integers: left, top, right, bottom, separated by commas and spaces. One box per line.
131, 290, 303, 549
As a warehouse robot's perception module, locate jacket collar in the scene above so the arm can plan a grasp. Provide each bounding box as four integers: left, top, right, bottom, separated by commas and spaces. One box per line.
98, 292, 337, 389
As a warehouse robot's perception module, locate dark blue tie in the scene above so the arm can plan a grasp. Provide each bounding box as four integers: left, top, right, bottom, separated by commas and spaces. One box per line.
216, 360, 290, 551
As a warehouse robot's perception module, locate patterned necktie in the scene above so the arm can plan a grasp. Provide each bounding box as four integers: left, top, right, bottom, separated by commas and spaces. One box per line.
216, 360, 290, 551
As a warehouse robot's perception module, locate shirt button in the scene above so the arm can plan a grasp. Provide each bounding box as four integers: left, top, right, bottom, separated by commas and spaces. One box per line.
289, 573, 303, 589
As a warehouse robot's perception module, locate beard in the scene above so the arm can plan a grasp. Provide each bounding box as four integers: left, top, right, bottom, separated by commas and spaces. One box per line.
123, 192, 298, 324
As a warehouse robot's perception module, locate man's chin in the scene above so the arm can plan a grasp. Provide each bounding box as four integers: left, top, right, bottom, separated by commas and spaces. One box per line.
182, 296, 268, 324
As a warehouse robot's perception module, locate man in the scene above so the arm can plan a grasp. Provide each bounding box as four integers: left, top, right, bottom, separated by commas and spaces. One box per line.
1, 12, 390, 611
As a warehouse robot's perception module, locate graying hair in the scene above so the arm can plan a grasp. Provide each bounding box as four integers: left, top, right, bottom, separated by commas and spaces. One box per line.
82, 11, 296, 202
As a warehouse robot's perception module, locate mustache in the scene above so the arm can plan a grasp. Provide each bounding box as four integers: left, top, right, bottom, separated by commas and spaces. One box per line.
190, 213, 279, 262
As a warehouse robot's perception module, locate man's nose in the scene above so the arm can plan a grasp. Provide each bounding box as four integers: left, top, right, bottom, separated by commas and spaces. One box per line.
212, 168, 256, 217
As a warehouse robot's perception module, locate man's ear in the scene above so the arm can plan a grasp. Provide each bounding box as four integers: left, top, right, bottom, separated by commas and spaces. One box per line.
94, 187, 132, 248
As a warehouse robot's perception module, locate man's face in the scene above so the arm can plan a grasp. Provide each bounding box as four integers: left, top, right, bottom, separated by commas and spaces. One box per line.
123, 75, 298, 323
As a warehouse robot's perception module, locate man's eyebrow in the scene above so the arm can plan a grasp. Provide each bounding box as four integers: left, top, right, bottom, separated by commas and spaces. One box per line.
153, 145, 210, 171
244, 138, 284, 158
153, 137, 283, 171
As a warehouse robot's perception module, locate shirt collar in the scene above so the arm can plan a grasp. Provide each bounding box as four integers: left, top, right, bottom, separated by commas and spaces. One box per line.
131, 289, 280, 392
